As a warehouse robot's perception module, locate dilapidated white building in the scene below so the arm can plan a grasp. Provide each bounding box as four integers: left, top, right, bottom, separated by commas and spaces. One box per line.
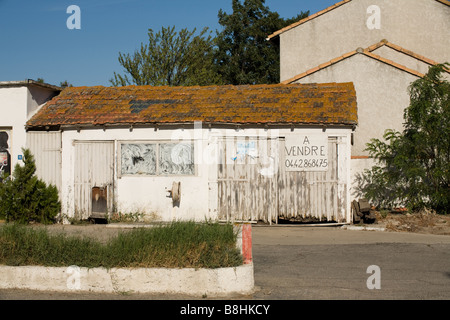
0, 80, 60, 178
26, 83, 357, 224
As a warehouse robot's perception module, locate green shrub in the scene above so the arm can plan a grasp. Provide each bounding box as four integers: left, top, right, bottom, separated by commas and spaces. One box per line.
357, 64, 450, 214
0, 148, 60, 224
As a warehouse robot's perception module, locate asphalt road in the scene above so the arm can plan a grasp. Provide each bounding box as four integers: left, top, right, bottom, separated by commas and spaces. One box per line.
251, 226, 450, 300
1, 226, 450, 301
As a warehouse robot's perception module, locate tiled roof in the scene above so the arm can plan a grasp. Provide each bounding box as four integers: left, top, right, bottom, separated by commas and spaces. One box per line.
267, 0, 450, 40
26, 83, 358, 129
281, 40, 449, 84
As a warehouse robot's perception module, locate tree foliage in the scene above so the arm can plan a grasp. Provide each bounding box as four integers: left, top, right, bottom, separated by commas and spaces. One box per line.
110, 26, 222, 86
0, 148, 61, 224
359, 64, 450, 213
110, 1, 309, 86
214, 0, 308, 85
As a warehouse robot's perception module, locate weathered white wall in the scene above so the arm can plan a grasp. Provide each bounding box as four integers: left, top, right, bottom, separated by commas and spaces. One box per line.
61, 127, 210, 222
280, 0, 450, 82
60, 126, 353, 223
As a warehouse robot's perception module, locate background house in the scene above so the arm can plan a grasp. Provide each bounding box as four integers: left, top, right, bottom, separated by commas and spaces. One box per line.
26, 83, 357, 224
0, 80, 61, 178
268, 0, 450, 195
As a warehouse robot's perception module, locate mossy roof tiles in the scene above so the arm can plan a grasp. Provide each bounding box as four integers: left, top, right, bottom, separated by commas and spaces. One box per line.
26, 83, 358, 129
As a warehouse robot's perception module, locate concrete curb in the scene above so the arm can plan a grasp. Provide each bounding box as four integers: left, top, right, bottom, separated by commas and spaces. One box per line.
341, 225, 386, 232
0, 223, 255, 296
0, 264, 254, 296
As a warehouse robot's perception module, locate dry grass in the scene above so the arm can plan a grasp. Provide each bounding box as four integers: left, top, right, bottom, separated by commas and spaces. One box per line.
0, 221, 243, 269
376, 209, 450, 235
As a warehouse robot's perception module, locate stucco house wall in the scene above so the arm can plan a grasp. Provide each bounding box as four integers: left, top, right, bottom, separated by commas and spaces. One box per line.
293, 52, 420, 156
0, 81, 60, 172
276, 0, 450, 82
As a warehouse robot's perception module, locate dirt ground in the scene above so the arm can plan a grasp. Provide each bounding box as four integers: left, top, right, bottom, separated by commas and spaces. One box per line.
368, 210, 450, 235
1, 211, 450, 240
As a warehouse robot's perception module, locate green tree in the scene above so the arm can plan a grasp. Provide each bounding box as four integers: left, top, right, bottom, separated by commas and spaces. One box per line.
0, 148, 60, 224
214, 0, 308, 85
110, 26, 222, 86
359, 63, 450, 213
59, 80, 73, 88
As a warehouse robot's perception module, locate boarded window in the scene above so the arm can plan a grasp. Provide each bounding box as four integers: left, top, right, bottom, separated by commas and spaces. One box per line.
120, 142, 194, 176
159, 143, 194, 175
121, 143, 157, 175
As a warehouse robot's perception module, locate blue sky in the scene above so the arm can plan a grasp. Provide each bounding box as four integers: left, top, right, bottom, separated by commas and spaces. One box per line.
0, 0, 337, 87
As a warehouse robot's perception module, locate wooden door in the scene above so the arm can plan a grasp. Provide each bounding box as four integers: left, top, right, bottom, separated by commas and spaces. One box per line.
74, 141, 114, 220
217, 137, 279, 223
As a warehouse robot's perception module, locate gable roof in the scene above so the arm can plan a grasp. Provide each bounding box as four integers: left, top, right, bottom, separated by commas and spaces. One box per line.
26, 83, 358, 130
267, 0, 450, 40
282, 40, 449, 84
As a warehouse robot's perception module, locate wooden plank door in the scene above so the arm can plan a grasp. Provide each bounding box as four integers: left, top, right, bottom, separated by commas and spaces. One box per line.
278, 137, 347, 222
217, 137, 279, 223
74, 141, 114, 220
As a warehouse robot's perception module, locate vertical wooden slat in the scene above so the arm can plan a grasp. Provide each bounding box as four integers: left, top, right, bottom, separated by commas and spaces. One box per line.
74, 141, 114, 220
277, 136, 345, 223
217, 136, 279, 224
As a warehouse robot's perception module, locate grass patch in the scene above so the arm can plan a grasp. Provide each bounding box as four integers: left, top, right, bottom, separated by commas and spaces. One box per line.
0, 221, 243, 269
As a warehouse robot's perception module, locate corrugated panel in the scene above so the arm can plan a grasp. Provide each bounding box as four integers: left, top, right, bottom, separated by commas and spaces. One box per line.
26, 131, 62, 192
74, 141, 114, 220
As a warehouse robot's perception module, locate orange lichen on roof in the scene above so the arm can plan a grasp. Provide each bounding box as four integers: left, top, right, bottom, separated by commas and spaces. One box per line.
26, 83, 358, 129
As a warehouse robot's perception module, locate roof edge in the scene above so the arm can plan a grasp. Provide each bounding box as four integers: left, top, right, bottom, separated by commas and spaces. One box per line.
26, 122, 357, 132
281, 40, 449, 84
267, 0, 351, 40
0, 79, 62, 91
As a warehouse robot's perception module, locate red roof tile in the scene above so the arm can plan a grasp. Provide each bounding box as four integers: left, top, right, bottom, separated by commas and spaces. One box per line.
26, 83, 358, 129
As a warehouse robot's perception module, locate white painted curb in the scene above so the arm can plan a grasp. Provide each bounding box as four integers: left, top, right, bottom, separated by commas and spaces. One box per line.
0, 264, 254, 296
342, 225, 386, 232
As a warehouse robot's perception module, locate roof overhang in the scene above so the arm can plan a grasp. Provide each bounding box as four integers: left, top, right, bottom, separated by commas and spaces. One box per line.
0, 79, 62, 92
